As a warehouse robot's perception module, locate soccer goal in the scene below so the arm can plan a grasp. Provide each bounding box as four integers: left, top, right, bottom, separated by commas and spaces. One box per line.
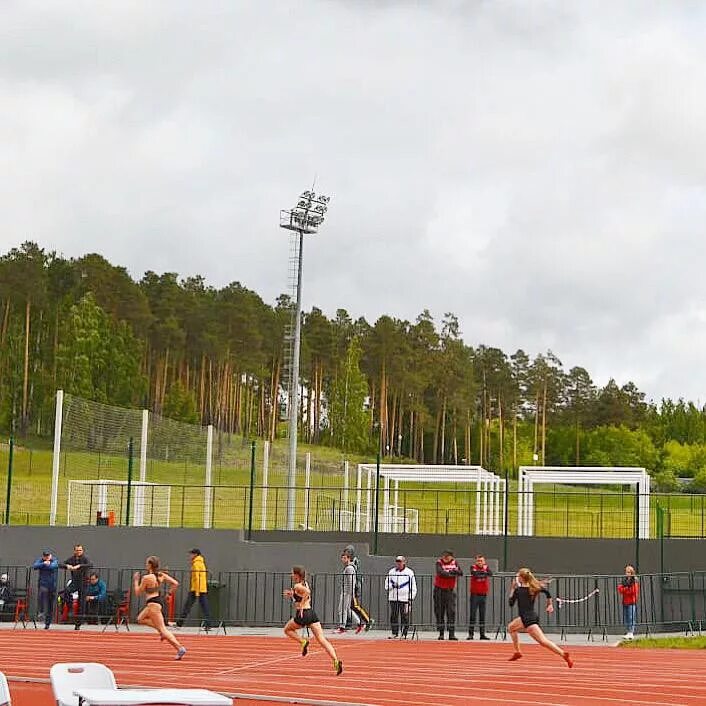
517, 466, 650, 539
67, 480, 171, 527
384, 505, 419, 533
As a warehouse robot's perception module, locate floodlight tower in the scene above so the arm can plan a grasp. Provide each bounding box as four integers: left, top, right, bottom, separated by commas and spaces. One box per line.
280, 189, 331, 530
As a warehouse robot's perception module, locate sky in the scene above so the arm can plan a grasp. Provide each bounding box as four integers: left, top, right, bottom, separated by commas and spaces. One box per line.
2, 1, 706, 404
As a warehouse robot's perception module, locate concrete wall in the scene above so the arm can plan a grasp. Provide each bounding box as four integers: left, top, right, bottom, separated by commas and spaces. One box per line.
0, 526, 701, 575
2, 527, 705, 631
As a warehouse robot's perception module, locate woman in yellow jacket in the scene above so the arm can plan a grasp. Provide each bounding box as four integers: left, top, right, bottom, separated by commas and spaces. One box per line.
176, 548, 212, 629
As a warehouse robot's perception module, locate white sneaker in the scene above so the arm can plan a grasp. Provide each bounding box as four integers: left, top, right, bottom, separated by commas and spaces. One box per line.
625, 632, 634, 640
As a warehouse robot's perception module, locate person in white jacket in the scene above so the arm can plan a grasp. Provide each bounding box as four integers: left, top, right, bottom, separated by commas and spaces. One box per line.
385, 556, 417, 639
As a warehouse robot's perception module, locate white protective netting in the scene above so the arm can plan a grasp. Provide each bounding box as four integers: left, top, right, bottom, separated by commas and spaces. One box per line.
56, 393, 210, 526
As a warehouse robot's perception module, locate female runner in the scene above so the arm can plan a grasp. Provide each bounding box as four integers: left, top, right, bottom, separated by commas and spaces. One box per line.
133, 555, 187, 660
507, 567, 572, 667
283, 566, 343, 675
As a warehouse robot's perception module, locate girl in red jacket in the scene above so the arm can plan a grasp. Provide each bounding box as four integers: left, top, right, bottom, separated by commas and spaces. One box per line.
618, 565, 639, 640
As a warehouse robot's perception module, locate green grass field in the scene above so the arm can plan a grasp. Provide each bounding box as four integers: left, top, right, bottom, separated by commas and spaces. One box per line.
1, 440, 705, 536
621, 636, 706, 649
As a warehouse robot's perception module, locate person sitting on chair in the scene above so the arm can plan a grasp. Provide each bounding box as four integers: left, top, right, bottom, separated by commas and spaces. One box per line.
85, 572, 107, 623
0, 574, 15, 621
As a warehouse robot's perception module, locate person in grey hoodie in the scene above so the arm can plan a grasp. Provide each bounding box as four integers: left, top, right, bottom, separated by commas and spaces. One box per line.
334, 552, 372, 634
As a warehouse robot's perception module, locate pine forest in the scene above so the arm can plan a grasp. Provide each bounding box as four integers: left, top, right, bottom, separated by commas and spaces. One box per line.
2, 241, 706, 491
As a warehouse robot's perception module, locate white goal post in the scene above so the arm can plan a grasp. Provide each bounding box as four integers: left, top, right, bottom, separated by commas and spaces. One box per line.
518, 466, 650, 539
67, 480, 171, 527
355, 464, 505, 535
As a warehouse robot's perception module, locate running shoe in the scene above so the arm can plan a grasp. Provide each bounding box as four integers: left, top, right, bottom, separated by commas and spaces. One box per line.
509, 652, 523, 661
334, 659, 343, 676
563, 652, 573, 668
355, 624, 364, 634
301, 638, 309, 656
364, 618, 375, 632
333, 627, 346, 634
175, 647, 187, 661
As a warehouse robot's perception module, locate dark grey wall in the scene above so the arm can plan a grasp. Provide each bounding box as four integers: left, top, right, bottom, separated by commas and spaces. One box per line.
3, 527, 706, 632
0, 526, 701, 575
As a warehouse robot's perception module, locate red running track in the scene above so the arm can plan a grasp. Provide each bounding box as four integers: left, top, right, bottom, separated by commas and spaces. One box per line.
2, 631, 706, 705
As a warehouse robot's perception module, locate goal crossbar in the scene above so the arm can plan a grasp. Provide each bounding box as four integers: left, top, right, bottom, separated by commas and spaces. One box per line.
518, 466, 650, 538
355, 464, 505, 536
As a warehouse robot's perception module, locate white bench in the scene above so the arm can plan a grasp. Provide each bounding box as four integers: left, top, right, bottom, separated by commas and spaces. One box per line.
74, 687, 232, 705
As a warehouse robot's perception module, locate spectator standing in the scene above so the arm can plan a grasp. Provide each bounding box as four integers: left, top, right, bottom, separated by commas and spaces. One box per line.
618, 565, 639, 640
343, 545, 366, 628
32, 550, 59, 629
385, 556, 417, 639
0, 574, 15, 621
335, 552, 372, 634
85, 572, 107, 623
344, 545, 362, 599
176, 548, 212, 629
63, 544, 93, 630
468, 554, 493, 640
434, 550, 463, 640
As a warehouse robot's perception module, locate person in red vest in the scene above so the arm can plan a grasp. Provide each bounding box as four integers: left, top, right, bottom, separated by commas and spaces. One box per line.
433, 550, 463, 640
617, 564, 639, 640
467, 554, 492, 640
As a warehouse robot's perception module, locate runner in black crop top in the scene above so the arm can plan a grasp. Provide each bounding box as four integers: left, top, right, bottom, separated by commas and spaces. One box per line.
509, 585, 552, 627
283, 568, 343, 675
506, 568, 573, 669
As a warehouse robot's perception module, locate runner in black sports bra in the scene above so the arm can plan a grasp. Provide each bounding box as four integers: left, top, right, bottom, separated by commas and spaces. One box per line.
283, 566, 343, 675
133, 555, 186, 660
292, 584, 318, 627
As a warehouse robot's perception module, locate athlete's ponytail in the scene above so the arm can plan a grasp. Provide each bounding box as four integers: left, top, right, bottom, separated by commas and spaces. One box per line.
146, 555, 161, 578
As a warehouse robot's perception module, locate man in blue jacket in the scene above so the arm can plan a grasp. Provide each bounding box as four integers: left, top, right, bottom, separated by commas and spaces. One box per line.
32, 550, 59, 629
85, 572, 107, 623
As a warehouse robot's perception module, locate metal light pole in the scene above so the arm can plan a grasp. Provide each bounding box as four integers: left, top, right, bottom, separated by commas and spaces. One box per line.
280, 189, 331, 530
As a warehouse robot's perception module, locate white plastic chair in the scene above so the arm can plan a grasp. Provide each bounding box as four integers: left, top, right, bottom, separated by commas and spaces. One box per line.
0, 671, 11, 706
50, 663, 117, 706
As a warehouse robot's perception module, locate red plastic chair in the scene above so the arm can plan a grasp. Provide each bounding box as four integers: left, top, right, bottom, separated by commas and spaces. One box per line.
60, 598, 79, 622
102, 588, 130, 633
13, 589, 28, 623
165, 592, 176, 624
116, 589, 130, 624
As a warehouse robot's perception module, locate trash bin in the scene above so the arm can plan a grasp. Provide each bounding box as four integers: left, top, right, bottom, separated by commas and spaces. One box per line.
207, 580, 225, 623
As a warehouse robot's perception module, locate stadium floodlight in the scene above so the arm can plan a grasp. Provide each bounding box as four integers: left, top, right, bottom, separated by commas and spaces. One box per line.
280, 189, 331, 530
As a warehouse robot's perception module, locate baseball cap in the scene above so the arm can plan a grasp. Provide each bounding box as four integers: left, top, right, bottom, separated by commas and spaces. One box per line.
395, 555, 406, 562
42, 549, 51, 556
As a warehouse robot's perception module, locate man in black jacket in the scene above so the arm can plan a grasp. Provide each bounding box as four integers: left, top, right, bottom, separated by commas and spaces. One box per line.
63, 544, 93, 630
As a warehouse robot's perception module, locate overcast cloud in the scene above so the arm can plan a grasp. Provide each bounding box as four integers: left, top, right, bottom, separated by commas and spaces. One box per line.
2, 1, 706, 403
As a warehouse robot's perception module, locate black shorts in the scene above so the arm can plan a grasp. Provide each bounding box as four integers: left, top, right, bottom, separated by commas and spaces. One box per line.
146, 596, 164, 610
520, 612, 540, 628
293, 608, 319, 627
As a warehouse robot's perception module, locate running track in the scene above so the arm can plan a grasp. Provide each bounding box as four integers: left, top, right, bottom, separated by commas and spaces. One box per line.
1, 631, 706, 705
